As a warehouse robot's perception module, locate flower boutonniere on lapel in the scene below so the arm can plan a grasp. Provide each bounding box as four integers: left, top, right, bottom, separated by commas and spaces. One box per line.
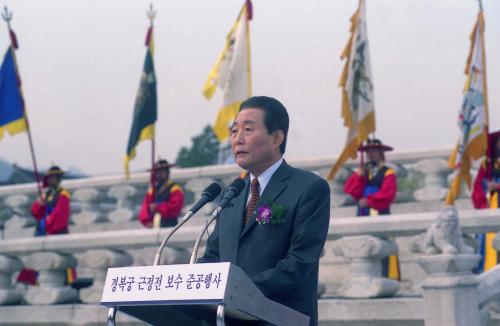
256, 200, 286, 225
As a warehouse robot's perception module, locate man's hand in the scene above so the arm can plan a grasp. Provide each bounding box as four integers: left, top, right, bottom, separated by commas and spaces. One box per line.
39, 195, 46, 205
356, 167, 365, 176
487, 181, 500, 192
149, 203, 157, 213
359, 198, 368, 208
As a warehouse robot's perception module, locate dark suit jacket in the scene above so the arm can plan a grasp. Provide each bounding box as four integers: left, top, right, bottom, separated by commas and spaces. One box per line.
200, 161, 331, 325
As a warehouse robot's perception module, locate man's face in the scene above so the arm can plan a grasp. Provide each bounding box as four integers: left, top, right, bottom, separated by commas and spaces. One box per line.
366, 149, 382, 163
47, 175, 61, 189
156, 169, 169, 183
231, 108, 283, 175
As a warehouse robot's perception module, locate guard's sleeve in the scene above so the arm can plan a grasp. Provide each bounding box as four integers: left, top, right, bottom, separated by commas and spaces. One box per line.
344, 171, 366, 200
156, 186, 184, 220
45, 191, 71, 234
472, 164, 488, 209
366, 170, 397, 211
139, 190, 153, 226
250, 178, 330, 299
31, 199, 46, 221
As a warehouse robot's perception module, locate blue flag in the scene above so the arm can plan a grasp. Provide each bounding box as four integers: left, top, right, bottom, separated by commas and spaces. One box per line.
0, 47, 27, 140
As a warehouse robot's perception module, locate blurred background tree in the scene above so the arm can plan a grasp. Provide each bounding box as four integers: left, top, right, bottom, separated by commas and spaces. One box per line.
176, 125, 220, 168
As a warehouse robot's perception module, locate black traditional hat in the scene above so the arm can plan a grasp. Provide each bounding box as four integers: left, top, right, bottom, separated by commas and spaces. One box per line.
151, 159, 176, 172
358, 138, 393, 152
42, 165, 64, 187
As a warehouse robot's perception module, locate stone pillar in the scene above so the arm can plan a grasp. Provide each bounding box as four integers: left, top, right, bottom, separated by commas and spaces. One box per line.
78, 249, 133, 303
72, 188, 106, 225
331, 235, 399, 298
418, 254, 481, 326
4, 194, 35, 231
319, 239, 348, 297
107, 185, 137, 223
0, 255, 23, 305
413, 159, 450, 202
23, 252, 78, 304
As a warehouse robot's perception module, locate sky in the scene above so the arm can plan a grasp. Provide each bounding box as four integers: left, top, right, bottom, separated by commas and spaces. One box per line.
0, 0, 499, 176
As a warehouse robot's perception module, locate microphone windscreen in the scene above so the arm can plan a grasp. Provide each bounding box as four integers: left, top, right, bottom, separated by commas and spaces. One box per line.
203, 183, 222, 201
229, 178, 246, 196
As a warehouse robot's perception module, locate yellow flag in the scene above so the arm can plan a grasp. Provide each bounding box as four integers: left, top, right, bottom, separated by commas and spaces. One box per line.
445, 9, 488, 204
327, 0, 375, 181
202, 1, 252, 142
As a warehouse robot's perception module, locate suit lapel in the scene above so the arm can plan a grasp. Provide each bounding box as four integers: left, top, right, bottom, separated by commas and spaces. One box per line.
226, 178, 249, 263
240, 161, 291, 239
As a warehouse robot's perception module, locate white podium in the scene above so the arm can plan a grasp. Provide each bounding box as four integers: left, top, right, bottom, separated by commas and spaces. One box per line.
101, 262, 309, 326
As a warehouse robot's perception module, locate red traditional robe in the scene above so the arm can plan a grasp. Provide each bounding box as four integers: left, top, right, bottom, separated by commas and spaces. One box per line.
472, 159, 500, 272
344, 165, 397, 215
31, 188, 71, 235
139, 181, 184, 227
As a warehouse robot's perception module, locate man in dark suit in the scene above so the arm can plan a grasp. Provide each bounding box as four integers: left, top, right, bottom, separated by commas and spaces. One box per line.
201, 96, 331, 325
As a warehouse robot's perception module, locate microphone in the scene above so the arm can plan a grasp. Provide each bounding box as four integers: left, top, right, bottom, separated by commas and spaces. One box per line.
217, 177, 246, 209
189, 182, 223, 214
189, 177, 246, 264
153, 182, 222, 266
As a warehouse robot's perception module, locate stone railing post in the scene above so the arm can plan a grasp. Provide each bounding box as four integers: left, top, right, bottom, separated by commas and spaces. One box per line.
72, 188, 106, 225
78, 249, 133, 303
410, 206, 481, 326
413, 159, 450, 202
107, 185, 138, 223
331, 235, 399, 298
23, 252, 78, 304
3, 194, 35, 231
418, 254, 481, 326
0, 254, 23, 305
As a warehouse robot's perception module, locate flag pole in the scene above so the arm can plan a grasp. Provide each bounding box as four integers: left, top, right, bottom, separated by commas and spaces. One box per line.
2, 6, 42, 197
147, 4, 156, 197
476, 0, 493, 185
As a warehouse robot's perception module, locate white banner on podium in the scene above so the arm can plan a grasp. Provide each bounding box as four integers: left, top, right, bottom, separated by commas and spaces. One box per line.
101, 263, 230, 306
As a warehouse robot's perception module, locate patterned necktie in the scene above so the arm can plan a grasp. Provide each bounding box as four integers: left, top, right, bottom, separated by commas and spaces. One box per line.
245, 178, 260, 223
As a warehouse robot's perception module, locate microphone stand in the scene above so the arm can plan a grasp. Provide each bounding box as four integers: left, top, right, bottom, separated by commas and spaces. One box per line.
189, 206, 223, 264
153, 210, 195, 266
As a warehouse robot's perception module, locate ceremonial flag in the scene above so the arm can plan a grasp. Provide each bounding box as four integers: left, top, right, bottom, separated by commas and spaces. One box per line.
0, 44, 27, 140
327, 0, 375, 181
202, 0, 252, 142
124, 24, 157, 178
445, 8, 488, 205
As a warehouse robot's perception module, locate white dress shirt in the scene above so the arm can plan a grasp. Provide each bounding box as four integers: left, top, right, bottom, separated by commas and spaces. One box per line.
247, 158, 284, 203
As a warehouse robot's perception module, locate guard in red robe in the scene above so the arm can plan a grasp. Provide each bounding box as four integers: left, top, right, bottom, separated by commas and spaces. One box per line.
472, 131, 500, 272
344, 139, 399, 280
18, 166, 75, 285
31, 166, 71, 236
139, 159, 184, 228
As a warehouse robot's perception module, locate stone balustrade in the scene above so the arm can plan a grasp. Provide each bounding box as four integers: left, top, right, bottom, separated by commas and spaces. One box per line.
0, 207, 497, 325
0, 209, 498, 305
1, 148, 481, 241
